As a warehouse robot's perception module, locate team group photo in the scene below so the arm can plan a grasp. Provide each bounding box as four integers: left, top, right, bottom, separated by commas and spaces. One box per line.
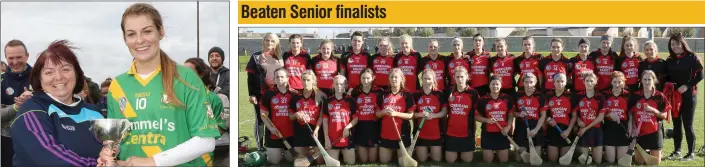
1, 2, 231, 167
237, 27, 705, 166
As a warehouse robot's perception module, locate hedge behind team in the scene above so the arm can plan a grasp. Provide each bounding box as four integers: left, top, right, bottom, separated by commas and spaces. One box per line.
246, 31, 703, 165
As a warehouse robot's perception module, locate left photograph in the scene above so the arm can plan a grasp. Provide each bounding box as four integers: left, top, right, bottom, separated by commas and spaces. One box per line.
0, 2, 230, 167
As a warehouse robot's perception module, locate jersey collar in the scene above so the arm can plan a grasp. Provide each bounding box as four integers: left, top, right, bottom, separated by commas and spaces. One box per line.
127, 60, 162, 86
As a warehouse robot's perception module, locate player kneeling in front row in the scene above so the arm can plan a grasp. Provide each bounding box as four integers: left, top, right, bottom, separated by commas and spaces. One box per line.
477, 75, 515, 163
632, 70, 670, 165
445, 67, 480, 163
513, 73, 546, 164
574, 72, 606, 164
322, 75, 358, 164
290, 70, 325, 163
412, 69, 448, 162
376, 68, 415, 164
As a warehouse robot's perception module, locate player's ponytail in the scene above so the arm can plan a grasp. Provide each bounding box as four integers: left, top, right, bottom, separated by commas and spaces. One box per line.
160, 50, 188, 107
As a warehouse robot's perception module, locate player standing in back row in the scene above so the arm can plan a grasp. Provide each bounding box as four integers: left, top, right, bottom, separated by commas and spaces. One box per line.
514, 36, 544, 92
394, 34, 422, 92
590, 35, 619, 92
421, 39, 449, 91
489, 38, 516, 95
340, 31, 371, 94
570, 38, 597, 92
468, 34, 492, 96
283, 34, 311, 92
540, 38, 573, 93
616, 35, 642, 92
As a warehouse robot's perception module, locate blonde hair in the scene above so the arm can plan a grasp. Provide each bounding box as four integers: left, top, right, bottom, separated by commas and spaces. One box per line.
377, 37, 394, 56
400, 34, 414, 50
429, 39, 439, 45
641, 70, 659, 87
620, 35, 640, 58
420, 69, 439, 91
262, 32, 281, 59
333, 74, 348, 94
388, 68, 406, 92
581, 71, 598, 81
453, 66, 469, 91
644, 40, 658, 54
318, 39, 334, 55
302, 70, 324, 103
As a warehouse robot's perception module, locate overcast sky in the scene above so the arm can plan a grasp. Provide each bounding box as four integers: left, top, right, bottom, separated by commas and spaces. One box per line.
1, 2, 229, 82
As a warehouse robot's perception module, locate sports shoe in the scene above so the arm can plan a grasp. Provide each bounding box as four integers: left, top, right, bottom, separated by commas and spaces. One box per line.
667, 151, 682, 160
681, 153, 694, 162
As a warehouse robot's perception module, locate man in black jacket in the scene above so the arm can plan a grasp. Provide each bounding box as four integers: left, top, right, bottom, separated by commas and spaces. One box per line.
208, 46, 230, 98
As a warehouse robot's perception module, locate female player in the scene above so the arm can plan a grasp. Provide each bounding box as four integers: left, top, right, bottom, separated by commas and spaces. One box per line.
310, 39, 339, 96
258, 68, 296, 164
570, 38, 596, 92
412, 69, 448, 162
447, 37, 471, 87
246, 32, 284, 150
476, 75, 515, 163
514, 36, 544, 92
184, 58, 228, 132
290, 70, 325, 159
590, 35, 619, 91
540, 38, 573, 93
602, 71, 631, 164
573, 72, 606, 164
283, 34, 311, 92
376, 68, 415, 163
322, 75, 357, 164
513, 73, 546, 163
616, 35, 642, 92
664, 34, 703, 161
394, 34, 422, 92
421, 39, 448, 91
100, 3, 220, 166
340, 31, 371, 93
489, 38, 516, 95
445, 67, 480, 163
631, 70, 671, 165
351, 68, 383, 163
371, 37, 395, 91
638, 41, 667, 91
543, 73, 577, 162
468, 34, 492, 96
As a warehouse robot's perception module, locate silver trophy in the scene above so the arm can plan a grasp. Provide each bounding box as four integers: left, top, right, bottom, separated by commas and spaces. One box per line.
90, 119, 132, 166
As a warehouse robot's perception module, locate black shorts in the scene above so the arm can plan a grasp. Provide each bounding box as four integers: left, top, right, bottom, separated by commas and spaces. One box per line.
481, 130, 510, 151
444, 135, 476, 152
578, 127, 603, 147
319, 88, 334, 97
473, 85, 490, 97
513, 119, 545, 148
547, 124, 572, 147
417, 138, 443, 147
603, 120, 630, 146
293, 123, 322, 147
354, 120, 380, 147
379, 137, 411, 149
264, 135, 295, 149
637, 131, 664, 150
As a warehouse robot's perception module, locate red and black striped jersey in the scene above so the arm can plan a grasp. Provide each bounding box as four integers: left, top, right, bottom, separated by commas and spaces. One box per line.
420, 55, 449, 90
394, 51, 423, 92
569, 55, 597, 92
629, 90, 671, 136
489, 53, 517, 89
351, 87, 384, 121
446, 88, 480, 138
542, 90, 574, 126
446, 53, 472, 85
514, 92, 545, 120
589, 49, 619, 91
514, 52, 544, 89
572, 92, 606, 128
477, 94, 515, 133
309, 54, 339, 89
601, 90, 630, 122
260, 88, 296, 139
616, 54, 643, 86
340, 51, 372, 88
377, 91, 416, 140
540, 54, 573, 90
322, 96, 357, 147
290, 94, 321, 125
468, 50, 492, 88
370, 54, 395, 88
413, 90, 447, 140
283, 50, 311, 90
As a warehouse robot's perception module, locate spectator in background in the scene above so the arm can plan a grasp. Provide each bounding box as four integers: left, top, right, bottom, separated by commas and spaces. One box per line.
1, 61, 6, 74
209, 46, 230, 98
84, 77, 102, 104
1, 39, 33, 167
98, 78, 112, 117
79, 79, 95, 104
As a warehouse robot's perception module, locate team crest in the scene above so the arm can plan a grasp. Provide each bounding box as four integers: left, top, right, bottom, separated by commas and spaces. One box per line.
205, 103, 215, 119
384, 98, 389, 103
374, 59, 379, 63
328, 104, 333, 110
418, 98, 423, 104
161, 93, 170, 104
398, 60, 403, 65
580, 101, 585, 107
349, 58, 354, 63
494, 63, 499, 67
486, 104, 492, 110
623, 62, 628, 67
636, 103, 642, 109
285, 60, 290, 64
596, 59, 601, 64
357, 98, 363, 104
5, 87, 13, 95
520, 63, 524, 68
426, 64, 431, 69
272, 97, 279, 104
549, 101, 555, 106
607, 101, 612, 106
546, 66, 551, 70
449, 63, 455, 68
449, 96, 454, 102
576, 65, 581, 69
296, 103, 301, 108
118, 97, 127, 112
518, 99, 524, 105
316, 64, 322, 69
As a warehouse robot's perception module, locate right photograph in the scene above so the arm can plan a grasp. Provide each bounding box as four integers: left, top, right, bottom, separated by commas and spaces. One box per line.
236, 27, 704, 167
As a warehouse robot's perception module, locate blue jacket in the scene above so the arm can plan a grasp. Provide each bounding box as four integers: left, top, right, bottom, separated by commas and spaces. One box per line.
10, 91, 104, 167
1, 64, 31, 105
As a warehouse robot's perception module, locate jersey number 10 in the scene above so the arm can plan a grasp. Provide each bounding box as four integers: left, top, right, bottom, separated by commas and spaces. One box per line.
136, 98, 147, 110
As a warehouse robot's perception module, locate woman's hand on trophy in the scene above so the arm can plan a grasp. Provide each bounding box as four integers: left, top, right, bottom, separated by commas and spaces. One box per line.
123, 156, 156, 166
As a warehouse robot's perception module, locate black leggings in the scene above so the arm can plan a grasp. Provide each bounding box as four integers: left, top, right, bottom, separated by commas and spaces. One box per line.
253, 99, 265, 150
673, 91, 697, 154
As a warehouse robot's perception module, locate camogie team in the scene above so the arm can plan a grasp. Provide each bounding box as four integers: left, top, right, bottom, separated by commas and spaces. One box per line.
245, 31, 703, 165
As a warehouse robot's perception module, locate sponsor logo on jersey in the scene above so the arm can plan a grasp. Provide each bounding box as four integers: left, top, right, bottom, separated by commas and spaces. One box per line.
119, 97, 127, 112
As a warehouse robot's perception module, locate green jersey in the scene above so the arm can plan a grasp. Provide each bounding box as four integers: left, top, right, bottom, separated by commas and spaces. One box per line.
107, 62, 221, 167
206, 90, 226, 130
